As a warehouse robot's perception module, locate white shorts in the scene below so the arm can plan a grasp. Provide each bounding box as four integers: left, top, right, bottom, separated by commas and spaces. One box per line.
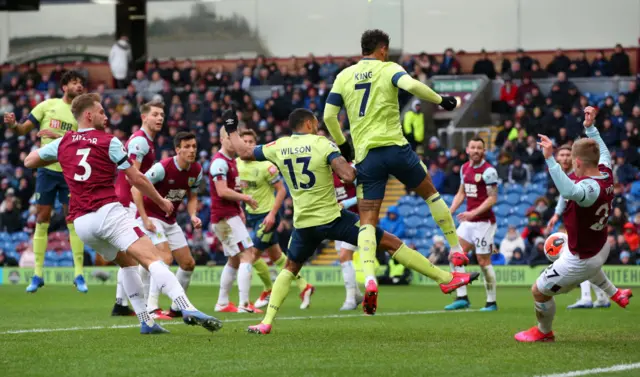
335, 241, 357, 252
536, 242, 611, 296
124, 202, 137, 218
211, 216, 253, 257
457, 221, 497, 254
73, 202, 145, 262
137, 217, 188, 251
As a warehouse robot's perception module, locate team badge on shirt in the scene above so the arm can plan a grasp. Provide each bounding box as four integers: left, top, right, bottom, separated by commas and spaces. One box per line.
474, 173, 482, 182
188, 177, 196, 187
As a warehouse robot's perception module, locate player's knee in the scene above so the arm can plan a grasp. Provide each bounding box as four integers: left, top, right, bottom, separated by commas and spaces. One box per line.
239, 250, 253, 264
36, 206, 52, 223
227, 255, 240, 269
338, 249, 353, 263
477, 256, 491, 267
415, 177, 438, 199
161, 254, 173, 266
284, 258, 303, 276
379, 232, 402, 253
180, 257, 195, 272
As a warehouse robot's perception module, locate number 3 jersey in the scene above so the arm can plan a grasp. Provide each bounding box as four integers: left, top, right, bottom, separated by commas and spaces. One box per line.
254, 133, 342, 229
562, 164, 614, 259
36, 129, 132, 222
460, 160, 498, 223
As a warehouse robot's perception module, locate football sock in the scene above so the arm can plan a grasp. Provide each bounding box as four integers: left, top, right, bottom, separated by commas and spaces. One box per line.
393, 243, 451, 284
273, 253, 287, 270
67, 223, 84, 277
580, 280, 593, 302
589, 269, 617, 297
295, 273, 309, 293
262, 269, 295, 325
217, 264, 237, 306
535, 299, 556, 334
148, 261, 196, 311
33, 222, 48, 277
238, 262, 253, 305
357, 224, 377, 284
147, 275, 161, 311
138, 265, 150, 301
115, 268, 128, 306
120, 266, 155, 327
340, 261, 357, 303
253, 258, 273, 290
450, 263, 468, 298
426, 193, 461, 254
171, 268, 193, 311
591, 283, 608, 302
481, 264, 497, 303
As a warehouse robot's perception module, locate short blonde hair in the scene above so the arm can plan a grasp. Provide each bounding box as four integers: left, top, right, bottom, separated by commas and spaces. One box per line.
140, 100, 165, 114
240, 129, 257, 141
571, 138, 599, 167
71, 93, 101, 120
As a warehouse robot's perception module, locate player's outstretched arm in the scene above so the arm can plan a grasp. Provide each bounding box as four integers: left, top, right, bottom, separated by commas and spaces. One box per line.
24, 138, 62, 168
330, 156, 356, 184
3, 112, 36, 136
229, 131, 256, 161
583, 106, 612, 168
124, 167, 172, 214
395, 75, 457, 110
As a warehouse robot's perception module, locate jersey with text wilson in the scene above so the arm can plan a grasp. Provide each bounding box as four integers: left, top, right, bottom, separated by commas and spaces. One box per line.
209, 151, 242, 223
563, 165, 614, 258
116, 129, 156, 206
461, 160, 497, 223
37, 129, 131, 222
141, 157, 203, 224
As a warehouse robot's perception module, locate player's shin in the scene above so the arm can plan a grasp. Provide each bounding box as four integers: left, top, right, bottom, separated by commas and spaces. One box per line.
589, 270, 617, 297
262, 269, 295, 325
148, 261, 197, 311
115, 268, 129, 306
341, 261, 357, 302
253, 257, 273, 290
480, 264, 497, 303
147, 276, 161, 311
449, 263, 468, 298
392, 244, 451, 284
591, 283, 609, 302
357, 224, 378, 283
534, 298, 556, 334
425, 194, 462, 253
138, 265, 150, 300
273, 253, 287, 270
580, 280, 593, 302
67, 223, 84, 277
33, 222, 49, 277
238, 262, 253, 305
121, 266, 155, 327
217, 264, 237, 306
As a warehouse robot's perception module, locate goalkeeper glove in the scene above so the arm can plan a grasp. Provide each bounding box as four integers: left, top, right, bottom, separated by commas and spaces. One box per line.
439, 96, 457, 111
222, 109, 238, 133
338, 136, 354, 162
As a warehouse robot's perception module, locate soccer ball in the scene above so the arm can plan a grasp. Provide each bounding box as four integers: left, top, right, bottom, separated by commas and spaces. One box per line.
544, 232, 568, 262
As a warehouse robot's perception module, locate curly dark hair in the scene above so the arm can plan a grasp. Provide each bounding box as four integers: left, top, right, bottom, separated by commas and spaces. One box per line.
60, 70, 86, 87
360, 29, 390, 56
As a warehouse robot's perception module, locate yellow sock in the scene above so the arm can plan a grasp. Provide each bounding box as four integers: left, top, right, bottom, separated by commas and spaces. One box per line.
33, 223, 49, 277
295, 274, 309, 293
393, 243, 452, 284
262, 269, 295, 325
357, 224, 377, 281
273, 253, 287, 270
67, 223, 84, 277
253, 257, 273, 290
426, 193, 461, 253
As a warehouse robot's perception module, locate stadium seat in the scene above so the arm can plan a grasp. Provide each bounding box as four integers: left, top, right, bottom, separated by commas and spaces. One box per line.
404, 228, 418, 237
494, 204, 510, 217
512, 203, 530, 216
495, 227, 507, 242
398, 205, 413, 217
418, 248, 431, 257
505, 193, 520, 205
506, 184, 524, 194
519, 194, 535, 205
491, 253, 506, 265
442, 194, 454, 206
0, 232, 10, 242
506, 215, 521, 225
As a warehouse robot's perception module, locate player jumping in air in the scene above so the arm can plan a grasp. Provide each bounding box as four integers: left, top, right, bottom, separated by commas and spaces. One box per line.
446, 137, 499, 311
223, 108, 478, 335
24, 93, 221, 334
210, 126, 260, 313
236, 130, 315, 310
323, 29, 465, 315
546, 145, 610, 309
514, 106, 632, 342
132, 131, 203, 319
332, 166, 363, 310
112, 100, 164, 317
4, 71, 88, 293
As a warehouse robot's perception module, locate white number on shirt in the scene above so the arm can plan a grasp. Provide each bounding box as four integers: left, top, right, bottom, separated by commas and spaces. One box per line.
589, 203, 610, 231
464, 183, 478, 198
74, 148, 92, 181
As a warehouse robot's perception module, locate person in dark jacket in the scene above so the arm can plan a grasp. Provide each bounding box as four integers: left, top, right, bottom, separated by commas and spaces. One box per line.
472, 49, 497, 79
546, 48, 571, 75
442, 164, 462, 195
508, 157, 530, 185
528, 237, 549, 266
610, 44, 631, 76
509, 248, 528, 265
515, 49, 533, 71
600, 118, 620, 150
572, 50, 591, 77
591, 50, 611, 76
378, 206, 405, 238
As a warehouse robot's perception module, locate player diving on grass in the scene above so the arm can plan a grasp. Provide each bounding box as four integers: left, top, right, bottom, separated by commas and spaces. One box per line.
545, 145, 610, 309
24, 93, 222, 334
236, 129, 315, 310
323, 29, 466, 315
4, 71, 88, 293
131, 131, 202, 319
514, 106, 632, 342
446, 137, 499, 312
223, 108, 479, 335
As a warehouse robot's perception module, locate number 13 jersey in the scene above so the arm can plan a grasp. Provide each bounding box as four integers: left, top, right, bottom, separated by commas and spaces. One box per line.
254, 133, 342, 229
562, 164, 614, 259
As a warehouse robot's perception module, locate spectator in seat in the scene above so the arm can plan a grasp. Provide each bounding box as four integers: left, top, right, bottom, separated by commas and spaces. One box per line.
555, 127, 571, 148
424, 136, 443, 164
508, 61, 523, 80
543, 107, 566, 139
304, 54, 321, 83
610, 105, 626, 129
499, 77, 518, 113
240, 66, 259, 90
438, 48, 460, 75
618, 138, 640, 167
614, 156, 640, 187
522, 135, 545, 172
0, 248, 18, 267
496, 151, 513, 182
600, 118, 620, 150
547, 49, 571, 75
428, 162, 445, 192
609, 207, 627, 235
573, 50, 591, 77
147, 71, 164, 94
1, 63, 20, 87
516, 75, 538, 105
612, 184, 627, 213
529, 86, 546, 108
623, 120, 640, 149
403, 100, 424, 151
131, 70, 149, 93
0, 189, 22, 233
529, 61, 547, 79
565, 105, 584, 138
508, 157, 530, 185
591, 50, 610, 76
610, 44, 631, 76
515, 48, 533, 71
108, 35, 132, 88
528, 236, 549, 266
623, 222, 639, 252
494, 119, 513, 149
428, 235, 449, 265
320, 55, 339, 83
472, 49, 496, 79
442, 164, 461, 195
378, 206, 405, 239
618, 94, 634, 117
500, 225, 526, 262
625, 80, 639, 105
509, 248, 527, 265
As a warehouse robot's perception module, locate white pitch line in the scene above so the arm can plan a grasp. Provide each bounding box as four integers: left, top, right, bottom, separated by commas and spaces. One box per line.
0, 309, 477, 335
535, 362, 640, 377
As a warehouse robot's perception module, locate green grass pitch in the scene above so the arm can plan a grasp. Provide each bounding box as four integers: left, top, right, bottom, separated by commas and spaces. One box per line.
1, 285, 638, 377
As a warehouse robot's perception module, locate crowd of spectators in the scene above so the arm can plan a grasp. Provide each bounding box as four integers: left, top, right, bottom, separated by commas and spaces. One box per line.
0, 44, 639, 267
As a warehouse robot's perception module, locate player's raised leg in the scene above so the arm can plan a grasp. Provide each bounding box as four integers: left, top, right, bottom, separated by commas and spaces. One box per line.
589, 269, 632, 308
337, 242, 363, 310
444, 237, 473, 310
145, 240, 174, 320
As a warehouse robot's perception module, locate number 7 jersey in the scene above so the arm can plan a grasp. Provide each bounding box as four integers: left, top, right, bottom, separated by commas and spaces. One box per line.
254, 133, 342, 228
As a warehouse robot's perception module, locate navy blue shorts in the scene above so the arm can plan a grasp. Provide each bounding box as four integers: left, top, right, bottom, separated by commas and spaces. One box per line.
35, 168, 69, 206
246, 212, 280, 251
287, 209, 384, 264
356, 144, 427, 200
